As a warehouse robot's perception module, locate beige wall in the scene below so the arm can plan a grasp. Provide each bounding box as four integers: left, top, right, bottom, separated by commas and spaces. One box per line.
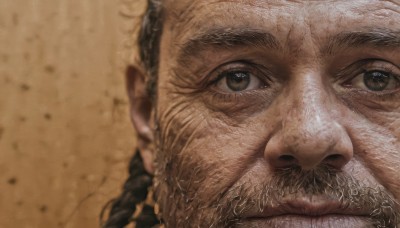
0, 1, 145, 227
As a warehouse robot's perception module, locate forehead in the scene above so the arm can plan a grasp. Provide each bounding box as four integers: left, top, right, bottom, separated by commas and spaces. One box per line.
164, 0, 400, 17
162, 0, 400, 46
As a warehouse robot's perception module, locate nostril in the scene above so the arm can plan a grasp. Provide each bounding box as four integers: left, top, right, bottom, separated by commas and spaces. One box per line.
325, 154, 341, 161
274, 155, 297, 168
279, 155, 296, 162
323, 154, 347, 169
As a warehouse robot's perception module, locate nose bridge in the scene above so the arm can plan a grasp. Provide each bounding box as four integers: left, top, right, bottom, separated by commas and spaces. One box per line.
283, 73, 332, 145
264, 70, 353, 170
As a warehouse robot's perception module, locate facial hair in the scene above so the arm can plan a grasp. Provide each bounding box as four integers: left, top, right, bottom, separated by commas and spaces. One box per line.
218, 166, 399, 228
154, 156, 400, 228
152, 117, 400, 228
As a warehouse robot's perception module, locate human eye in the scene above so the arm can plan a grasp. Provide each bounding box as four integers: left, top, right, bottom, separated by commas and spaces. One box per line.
343, 60, 400, 93
214, 70, 264, 92
210, 62, 268, 93
197, 61, 277, 114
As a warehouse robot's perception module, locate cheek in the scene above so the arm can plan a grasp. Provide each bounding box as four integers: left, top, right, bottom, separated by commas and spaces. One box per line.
156, 100, 273, 202
345, 114, 400, 199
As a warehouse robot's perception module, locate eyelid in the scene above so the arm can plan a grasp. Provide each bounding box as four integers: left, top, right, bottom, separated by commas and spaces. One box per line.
207, 61, 271, 86
339, 59, 400, 84
363, 61, 400, 74
362, 65, 400, 81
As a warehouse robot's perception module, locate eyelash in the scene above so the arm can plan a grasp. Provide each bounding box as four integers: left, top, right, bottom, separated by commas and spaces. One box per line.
209, 64, 250, 84
207, 61, 269, 87
208, 89, 245, 102
199, 62, 270, 105
361, 66, 399, 80
341, 60, 400, 89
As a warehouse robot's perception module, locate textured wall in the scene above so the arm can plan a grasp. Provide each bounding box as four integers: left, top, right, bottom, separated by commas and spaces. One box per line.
0, 1, 145, 227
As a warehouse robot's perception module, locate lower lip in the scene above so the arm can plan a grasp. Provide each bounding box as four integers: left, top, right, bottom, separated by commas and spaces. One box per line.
239, 215, 372, 228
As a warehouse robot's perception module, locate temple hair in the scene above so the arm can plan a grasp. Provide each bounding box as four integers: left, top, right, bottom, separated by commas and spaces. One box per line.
138, 0, 163, 99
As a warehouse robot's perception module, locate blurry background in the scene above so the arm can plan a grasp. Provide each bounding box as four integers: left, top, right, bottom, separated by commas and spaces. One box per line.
0, 1, 145, 227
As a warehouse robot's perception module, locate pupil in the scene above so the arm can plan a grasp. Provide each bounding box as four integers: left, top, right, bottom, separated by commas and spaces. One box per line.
226, 72, 250, 91
363, 71, 390, 91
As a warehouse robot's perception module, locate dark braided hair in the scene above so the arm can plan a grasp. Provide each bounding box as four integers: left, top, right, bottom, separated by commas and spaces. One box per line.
101, 151, 159, 228
101, 0, 164, 227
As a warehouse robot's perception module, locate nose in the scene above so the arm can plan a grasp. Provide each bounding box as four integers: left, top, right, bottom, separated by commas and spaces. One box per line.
264, 73, 353, 171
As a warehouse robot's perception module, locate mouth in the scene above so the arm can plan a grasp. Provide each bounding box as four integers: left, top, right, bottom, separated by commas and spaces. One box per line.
242, 214, 372, 228
240, 196, 373, 227
218, 166, 399, 228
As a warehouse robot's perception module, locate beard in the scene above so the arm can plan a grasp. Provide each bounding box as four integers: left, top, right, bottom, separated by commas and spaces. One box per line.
152, 117, 400, 227
153, 156, 400, 228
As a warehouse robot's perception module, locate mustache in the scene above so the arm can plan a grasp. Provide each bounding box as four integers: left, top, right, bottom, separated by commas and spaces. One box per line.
214, 165, 400, 228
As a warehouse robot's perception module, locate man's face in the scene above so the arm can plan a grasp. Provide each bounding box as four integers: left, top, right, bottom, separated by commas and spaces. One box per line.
151, 0, 400, 227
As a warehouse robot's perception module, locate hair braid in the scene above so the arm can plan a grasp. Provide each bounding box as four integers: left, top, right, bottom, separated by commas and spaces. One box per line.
101, 151, 160, 227
101, 0, 164, 227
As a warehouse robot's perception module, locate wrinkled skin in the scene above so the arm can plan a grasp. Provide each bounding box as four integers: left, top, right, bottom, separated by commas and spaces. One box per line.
131, 0, 400, 227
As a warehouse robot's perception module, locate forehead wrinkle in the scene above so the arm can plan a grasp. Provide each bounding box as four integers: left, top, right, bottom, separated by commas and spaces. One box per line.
163, 0, 219, 33
162, 0, 304, 49
163, 0, 400, 63
163, 0, 298, 36
347, 0, 400, 16
164, 0, 400, 28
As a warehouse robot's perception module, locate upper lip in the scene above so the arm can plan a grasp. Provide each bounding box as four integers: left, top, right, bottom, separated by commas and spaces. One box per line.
242, 195, 370, 219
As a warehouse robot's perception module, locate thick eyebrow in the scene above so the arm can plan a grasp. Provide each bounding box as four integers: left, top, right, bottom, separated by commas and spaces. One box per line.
325, 28, 400, 55
176, 28, 281, 64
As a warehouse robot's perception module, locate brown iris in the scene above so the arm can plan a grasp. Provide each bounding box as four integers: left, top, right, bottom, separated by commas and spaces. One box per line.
363, 71, 390, 91
225, 72, 251, 91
